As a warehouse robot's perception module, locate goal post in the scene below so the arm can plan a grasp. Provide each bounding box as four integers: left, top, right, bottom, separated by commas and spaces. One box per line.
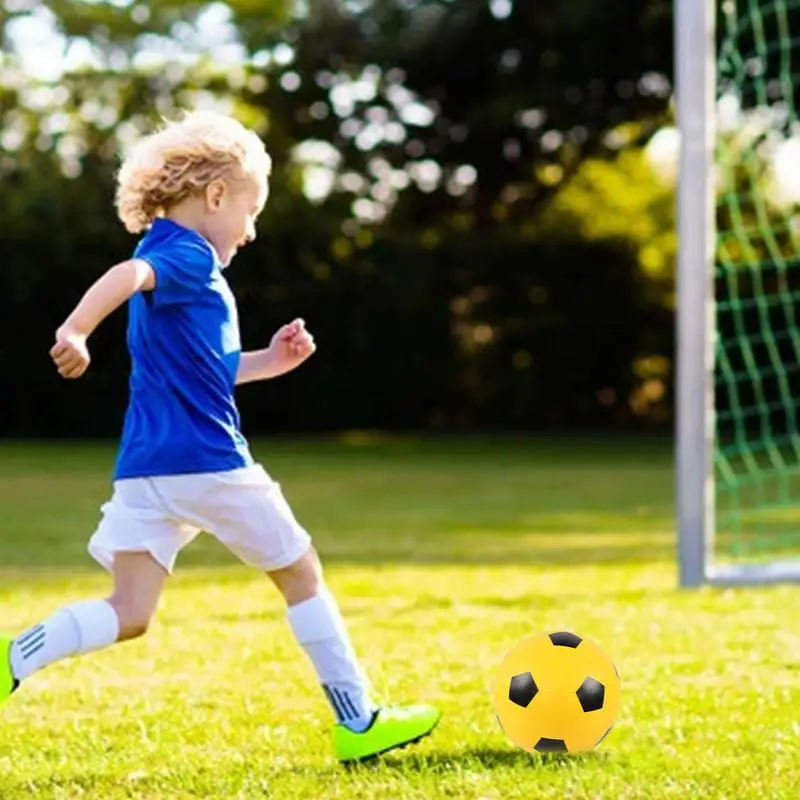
677, 0, 800, 586
676, 0, 716, 588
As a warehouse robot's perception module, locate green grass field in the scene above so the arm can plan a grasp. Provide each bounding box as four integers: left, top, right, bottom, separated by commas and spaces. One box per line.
0, 436, 798, 799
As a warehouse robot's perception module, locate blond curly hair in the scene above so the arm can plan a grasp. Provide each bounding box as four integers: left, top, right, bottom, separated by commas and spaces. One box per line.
115, 111, 272, 234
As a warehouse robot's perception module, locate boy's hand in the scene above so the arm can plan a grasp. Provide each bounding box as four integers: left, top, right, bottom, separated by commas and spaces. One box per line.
268, 318, 316, 371
50, 326, 91, 379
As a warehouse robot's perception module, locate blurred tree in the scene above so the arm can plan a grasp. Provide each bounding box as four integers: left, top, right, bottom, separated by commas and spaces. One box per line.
0, 0, 678, 435
235, 0, 674, 234
2, 0, 673, 229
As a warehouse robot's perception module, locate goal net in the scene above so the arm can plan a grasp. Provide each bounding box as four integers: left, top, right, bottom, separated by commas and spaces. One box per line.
678, 0, 800, 584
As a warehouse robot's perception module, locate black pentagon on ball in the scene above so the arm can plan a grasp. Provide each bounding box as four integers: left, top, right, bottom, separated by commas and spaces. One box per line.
534, 737, 568, 753
508, 672, 538, 708
576, 676, 605, 712
549, 631, 582, 648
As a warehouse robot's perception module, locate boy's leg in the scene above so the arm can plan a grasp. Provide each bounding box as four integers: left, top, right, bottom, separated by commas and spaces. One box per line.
189, 468, 379, 729
2, 551, 167, 699
269, 547, 377, 730
190, 464, 440, 762
269, 547, 440, 762
106, 551, 168, 641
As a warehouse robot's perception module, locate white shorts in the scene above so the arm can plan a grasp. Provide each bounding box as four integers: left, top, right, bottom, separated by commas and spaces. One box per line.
87, 464, 312, 575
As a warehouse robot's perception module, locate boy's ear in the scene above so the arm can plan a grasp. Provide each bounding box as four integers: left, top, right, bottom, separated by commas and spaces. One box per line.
205, 179, 227, 211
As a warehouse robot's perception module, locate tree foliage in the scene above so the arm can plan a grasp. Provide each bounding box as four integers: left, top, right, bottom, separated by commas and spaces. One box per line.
0, 0, 676, 435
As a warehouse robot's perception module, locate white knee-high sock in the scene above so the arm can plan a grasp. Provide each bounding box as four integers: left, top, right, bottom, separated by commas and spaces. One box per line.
10, 600, 120, 682
287, 586, 377, 732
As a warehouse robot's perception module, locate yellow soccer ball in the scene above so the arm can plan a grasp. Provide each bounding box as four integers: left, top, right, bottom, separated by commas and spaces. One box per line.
491, 631, 622, 754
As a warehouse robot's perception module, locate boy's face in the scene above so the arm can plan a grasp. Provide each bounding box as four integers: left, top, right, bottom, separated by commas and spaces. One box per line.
203, 173, 269, 267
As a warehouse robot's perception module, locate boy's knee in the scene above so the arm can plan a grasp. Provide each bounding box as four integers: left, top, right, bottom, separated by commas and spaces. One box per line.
287, 545, 323, 580
269, 546, 323, 605
118, 617, 150, 641
107, 598, 154, 641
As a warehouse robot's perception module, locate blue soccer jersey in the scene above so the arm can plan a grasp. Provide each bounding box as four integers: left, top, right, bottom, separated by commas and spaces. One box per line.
114, 218, 253, 480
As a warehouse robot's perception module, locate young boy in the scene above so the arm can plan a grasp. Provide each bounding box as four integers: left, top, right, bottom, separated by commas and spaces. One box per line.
0, 111, 439, 763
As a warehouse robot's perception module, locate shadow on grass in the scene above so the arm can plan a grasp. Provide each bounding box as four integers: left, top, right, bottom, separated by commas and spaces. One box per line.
384, 745, 611, 769
313, 745, 615, 778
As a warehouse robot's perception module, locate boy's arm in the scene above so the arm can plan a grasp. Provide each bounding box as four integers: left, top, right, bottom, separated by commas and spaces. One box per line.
236, 348, 299, 384
58, 259, 155, 338
51, 259, 155, 379
236, 319, 316, 385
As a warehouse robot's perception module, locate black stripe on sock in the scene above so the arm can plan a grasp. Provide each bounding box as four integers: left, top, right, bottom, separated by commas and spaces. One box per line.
20, 632, 45, 658
17, 625, 44, 646
324, 685, 349, 722
322, 685, 342, 722
339, 690, 360, 720
332, 687, 354, 721
21, 640, 45, 660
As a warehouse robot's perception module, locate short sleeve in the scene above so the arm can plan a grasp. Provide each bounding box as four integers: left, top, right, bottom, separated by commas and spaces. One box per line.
135, 223, 216, 307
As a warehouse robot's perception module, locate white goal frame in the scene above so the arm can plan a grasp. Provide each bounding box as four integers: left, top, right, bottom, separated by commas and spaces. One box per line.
675, 0, 800, 586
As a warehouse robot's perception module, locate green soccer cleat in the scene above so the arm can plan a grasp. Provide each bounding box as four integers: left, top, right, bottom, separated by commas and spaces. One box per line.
0, 637, 18, 703
333, 704, 441, 763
